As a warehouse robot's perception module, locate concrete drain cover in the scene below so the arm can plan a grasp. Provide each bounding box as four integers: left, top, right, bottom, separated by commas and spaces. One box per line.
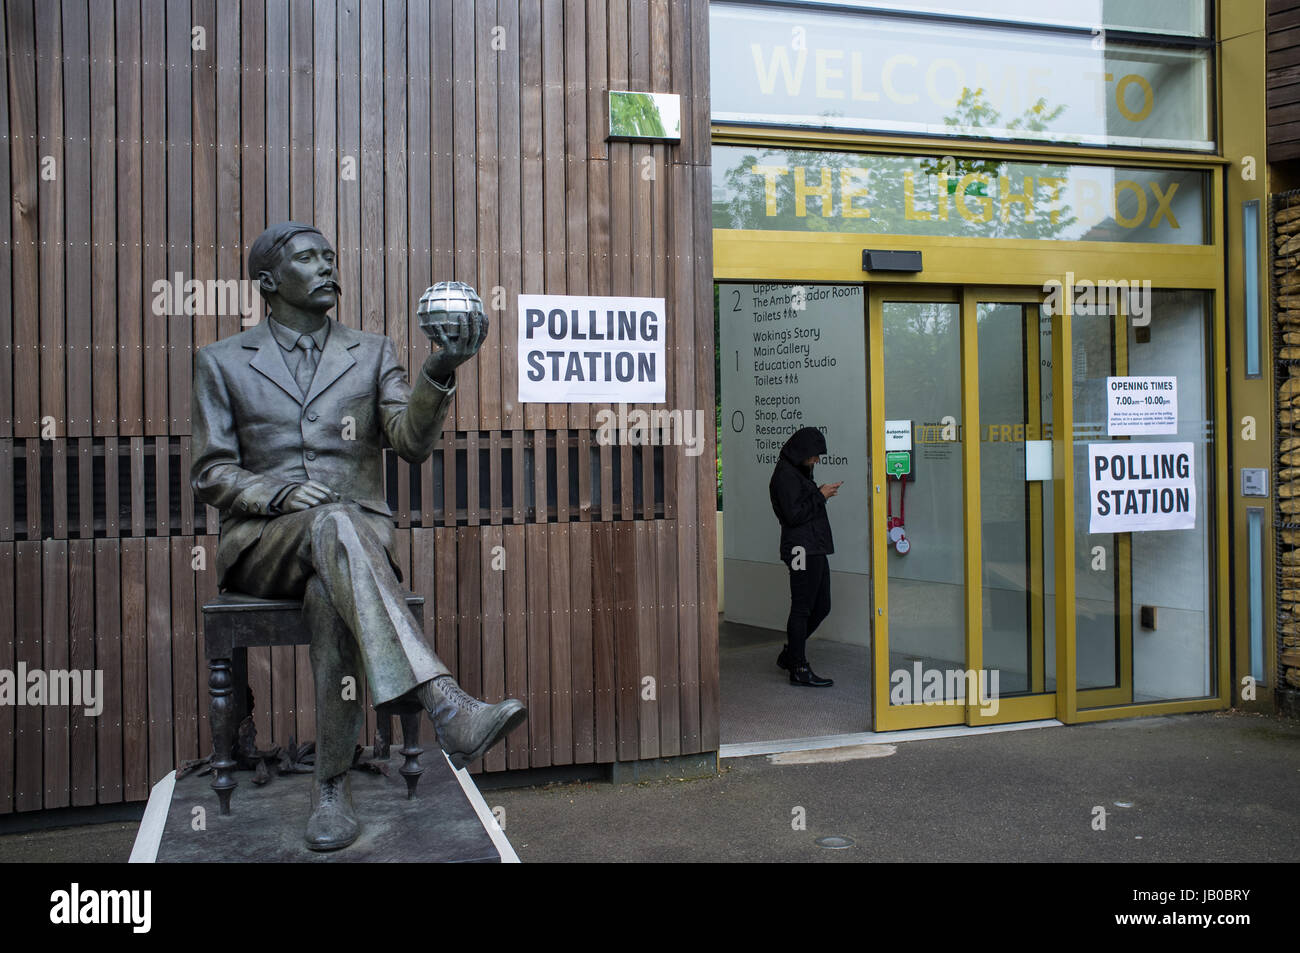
768, 744, 896, 765
815, 835, 855, 850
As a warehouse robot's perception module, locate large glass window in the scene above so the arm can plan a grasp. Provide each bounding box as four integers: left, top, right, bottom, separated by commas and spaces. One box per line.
1071, 290, 1216, 705
780, 1, 1209, 39
710, 3, 1213, 150
713, 145, 1210, 244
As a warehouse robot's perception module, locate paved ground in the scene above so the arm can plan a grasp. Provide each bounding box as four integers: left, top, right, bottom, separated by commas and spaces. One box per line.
1, 710, 1296, 863
720, 626, 871, 742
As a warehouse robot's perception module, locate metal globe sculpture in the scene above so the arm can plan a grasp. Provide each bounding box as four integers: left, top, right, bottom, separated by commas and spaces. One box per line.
416, 281, 485, 343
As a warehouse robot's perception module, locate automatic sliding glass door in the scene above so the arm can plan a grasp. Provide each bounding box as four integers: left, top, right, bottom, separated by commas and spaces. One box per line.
872, 290, 967, 729
871, 286, 1057, 730
973, 293, 1058, 723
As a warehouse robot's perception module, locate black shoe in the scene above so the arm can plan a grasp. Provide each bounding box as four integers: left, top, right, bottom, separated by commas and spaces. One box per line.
789, 663, 833, 688
777, 646, 793, 671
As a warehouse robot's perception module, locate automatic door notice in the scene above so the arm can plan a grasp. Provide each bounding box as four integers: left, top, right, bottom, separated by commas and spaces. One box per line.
1106, 376, 1177, 435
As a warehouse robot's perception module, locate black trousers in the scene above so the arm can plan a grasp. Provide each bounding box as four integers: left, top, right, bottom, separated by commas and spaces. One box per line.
785, 553, 831, 664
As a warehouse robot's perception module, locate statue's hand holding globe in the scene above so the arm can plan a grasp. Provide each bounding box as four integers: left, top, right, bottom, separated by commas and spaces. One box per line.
418, 281, 489, 381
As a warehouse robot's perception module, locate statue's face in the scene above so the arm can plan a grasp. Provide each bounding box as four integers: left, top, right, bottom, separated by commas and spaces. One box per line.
266, 232, 340, 314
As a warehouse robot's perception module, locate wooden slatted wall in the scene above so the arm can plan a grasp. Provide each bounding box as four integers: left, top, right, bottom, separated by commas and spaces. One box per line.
0, 0, 716, 814
1269, 0, 1300, 162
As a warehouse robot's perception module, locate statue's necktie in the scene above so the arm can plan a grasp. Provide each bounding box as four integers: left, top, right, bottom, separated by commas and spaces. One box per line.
295, 335, 319, 398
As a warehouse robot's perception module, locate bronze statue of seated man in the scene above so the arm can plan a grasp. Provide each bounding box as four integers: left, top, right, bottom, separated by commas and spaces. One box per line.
190, 221, 526, 851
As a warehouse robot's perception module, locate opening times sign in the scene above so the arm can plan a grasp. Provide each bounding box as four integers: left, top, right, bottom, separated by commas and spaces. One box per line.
1107, 376, 1177, 435
518, 294, 666, 403
1088, 442, 1196, 533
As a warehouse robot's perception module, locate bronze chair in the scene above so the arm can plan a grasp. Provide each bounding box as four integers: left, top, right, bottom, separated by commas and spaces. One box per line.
201, 591, 427, 815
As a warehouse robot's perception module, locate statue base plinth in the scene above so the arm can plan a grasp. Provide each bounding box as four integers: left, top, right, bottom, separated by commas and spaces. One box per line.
130, 749, 515, 863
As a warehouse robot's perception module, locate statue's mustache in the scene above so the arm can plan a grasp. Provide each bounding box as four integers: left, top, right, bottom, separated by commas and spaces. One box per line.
312, 280, 342, 297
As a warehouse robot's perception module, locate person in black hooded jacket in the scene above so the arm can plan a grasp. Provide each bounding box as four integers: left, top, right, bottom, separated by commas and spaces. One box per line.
769, 426, 841, 687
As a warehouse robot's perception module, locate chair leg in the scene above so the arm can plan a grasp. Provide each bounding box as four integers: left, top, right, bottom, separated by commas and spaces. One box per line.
208, 657, 238, 815
398, 710, 424, 799
374, 704, 394, 761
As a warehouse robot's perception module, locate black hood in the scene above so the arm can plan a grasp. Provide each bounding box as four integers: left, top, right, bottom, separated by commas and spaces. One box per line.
779, 426, 827, 466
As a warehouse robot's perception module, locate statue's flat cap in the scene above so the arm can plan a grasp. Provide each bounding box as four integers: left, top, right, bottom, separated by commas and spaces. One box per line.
248, 221, 326, 277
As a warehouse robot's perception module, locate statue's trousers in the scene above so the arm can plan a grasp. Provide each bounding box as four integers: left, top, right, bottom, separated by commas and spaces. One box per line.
223, 501, 448, 779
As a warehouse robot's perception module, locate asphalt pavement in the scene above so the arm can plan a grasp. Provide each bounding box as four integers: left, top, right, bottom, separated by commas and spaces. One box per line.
1, 710, 1296, 863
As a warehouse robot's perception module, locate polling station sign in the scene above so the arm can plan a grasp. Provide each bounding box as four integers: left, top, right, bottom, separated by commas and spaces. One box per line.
518, 294, 666, 403
1088, 442, 1197, 533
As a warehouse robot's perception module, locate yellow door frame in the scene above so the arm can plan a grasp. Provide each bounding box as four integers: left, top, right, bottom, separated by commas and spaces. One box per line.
967, 286, 1060, 726
868, 285, 965, 730
716, 207, 1231, 728
868, 284, 1062, 729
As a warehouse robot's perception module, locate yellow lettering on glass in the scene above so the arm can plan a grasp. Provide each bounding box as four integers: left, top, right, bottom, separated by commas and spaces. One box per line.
1039, 177, 1067, 224
925, 58, 963, 108
973, 66, 1015, 115
840, 168, 871, 218
1025, 67, 1050, 107
751, 44, 806, 95
1082, 71, 1114, 118
751, 165, 789, 217
815, 49, 845, 99
1115, 73, 1154, 122
903, 171, 931, 221
794, 166, 833, 217
1149, 182, 1180, 228
956, 173, 992, 222
998, 175, 1034, 223
1113, 180, 1147, 228
882, 54, 919, 104
850, 52, 879, 102
1075, 178, 1106, 227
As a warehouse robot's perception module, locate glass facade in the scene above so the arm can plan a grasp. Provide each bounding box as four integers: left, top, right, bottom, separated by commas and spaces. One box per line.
713, 145, 1210, 243
780, 1, 1210, 38
711, 2, 1214, 150
712, 0, 1226, 727
1070, 291, 1216, 705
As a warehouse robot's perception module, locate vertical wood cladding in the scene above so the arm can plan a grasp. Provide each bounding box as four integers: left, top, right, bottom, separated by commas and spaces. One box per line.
0, 0, 716, 812
1269, 1, 1300, 162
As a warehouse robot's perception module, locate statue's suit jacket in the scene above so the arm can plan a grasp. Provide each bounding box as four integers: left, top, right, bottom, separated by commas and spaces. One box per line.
190, 316, 453, 587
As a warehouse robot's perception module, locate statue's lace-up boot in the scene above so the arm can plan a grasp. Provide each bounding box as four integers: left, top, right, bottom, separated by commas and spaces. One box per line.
305, 771, 360, 851
418, 676, 527, 769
